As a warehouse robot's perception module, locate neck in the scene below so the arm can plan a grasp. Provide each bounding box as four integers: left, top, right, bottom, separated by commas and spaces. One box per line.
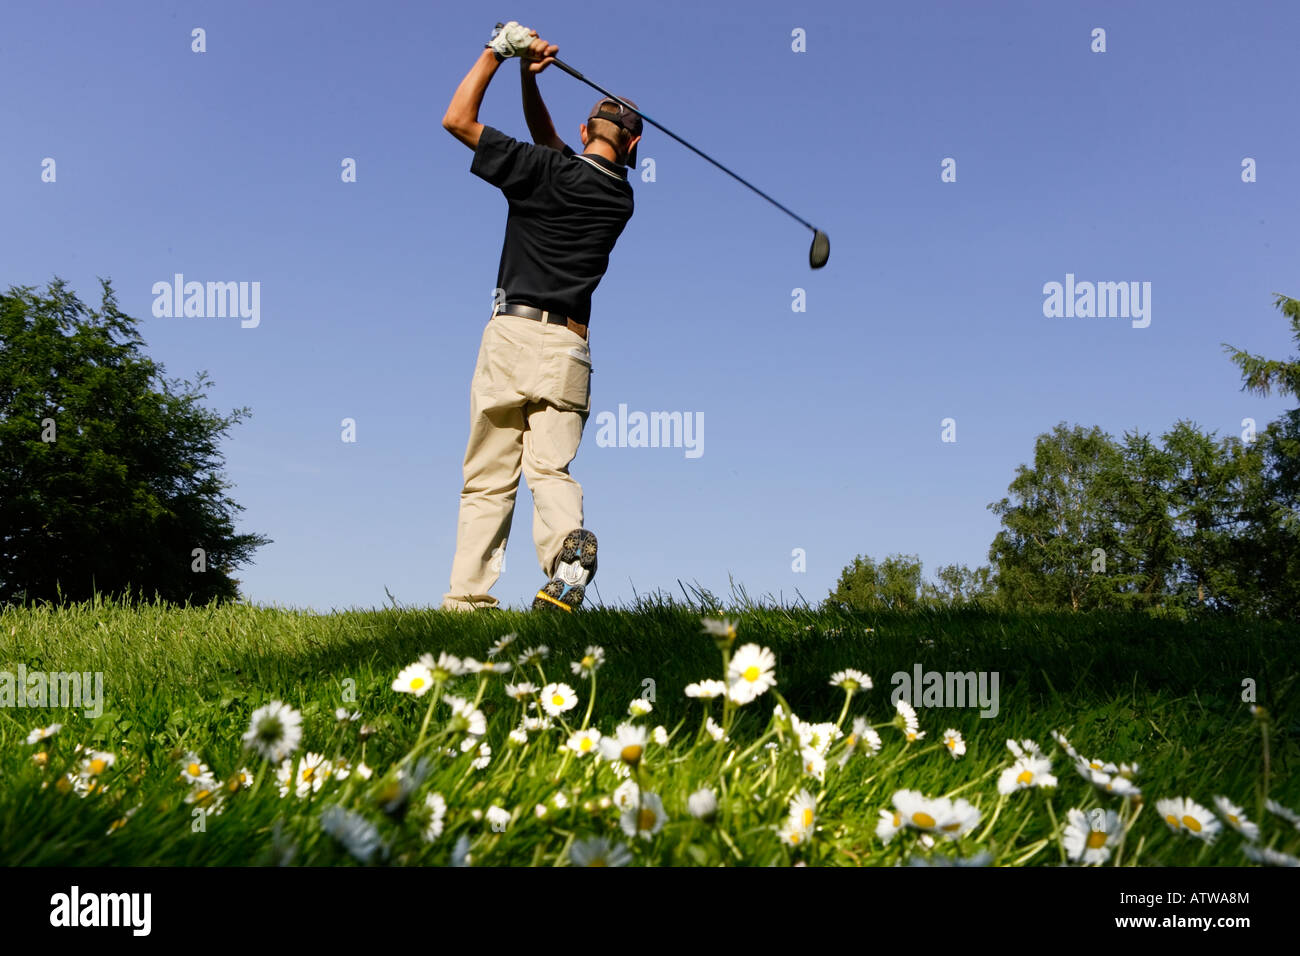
583, 140, 621, 164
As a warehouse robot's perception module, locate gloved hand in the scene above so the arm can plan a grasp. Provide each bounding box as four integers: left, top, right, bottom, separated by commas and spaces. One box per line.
487, 21, 535, 59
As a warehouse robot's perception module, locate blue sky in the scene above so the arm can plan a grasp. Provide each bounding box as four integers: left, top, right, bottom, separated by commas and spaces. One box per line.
3, 0, 1297, 611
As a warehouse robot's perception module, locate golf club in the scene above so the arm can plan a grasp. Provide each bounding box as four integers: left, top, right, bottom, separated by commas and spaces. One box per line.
542, 53, 830, 270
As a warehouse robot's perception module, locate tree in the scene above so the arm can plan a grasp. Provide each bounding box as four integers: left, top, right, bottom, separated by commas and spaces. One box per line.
0, 278, 270, 606
987, 423, 1125, 610
826, 553, 924, 611
924, 563, 998, 607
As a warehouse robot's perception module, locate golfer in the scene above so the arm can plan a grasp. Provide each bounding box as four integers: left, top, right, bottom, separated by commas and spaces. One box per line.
440, 23, 642, 613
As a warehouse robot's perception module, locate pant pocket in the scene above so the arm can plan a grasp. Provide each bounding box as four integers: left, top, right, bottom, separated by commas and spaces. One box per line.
477, 322, 523, 393
556, 345, 592, 412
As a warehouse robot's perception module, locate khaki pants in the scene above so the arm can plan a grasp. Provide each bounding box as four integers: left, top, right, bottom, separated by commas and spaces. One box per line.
442, 312, 592, 611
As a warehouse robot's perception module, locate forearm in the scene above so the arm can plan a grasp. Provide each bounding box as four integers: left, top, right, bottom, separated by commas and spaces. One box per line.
521, 67, 562, 149
443, 49, 502, 146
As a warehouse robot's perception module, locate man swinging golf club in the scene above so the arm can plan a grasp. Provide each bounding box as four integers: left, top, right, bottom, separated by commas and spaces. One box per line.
440, 22, 642, 613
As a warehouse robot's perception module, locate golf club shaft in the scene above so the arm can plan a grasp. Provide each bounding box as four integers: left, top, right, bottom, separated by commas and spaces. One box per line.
550, 57, 819, 235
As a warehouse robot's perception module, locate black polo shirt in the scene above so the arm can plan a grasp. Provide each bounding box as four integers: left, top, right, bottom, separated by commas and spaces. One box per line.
471, 125, 634, 327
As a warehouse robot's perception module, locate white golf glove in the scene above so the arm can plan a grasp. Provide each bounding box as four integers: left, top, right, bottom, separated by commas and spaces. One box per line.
487, 21, 534, 59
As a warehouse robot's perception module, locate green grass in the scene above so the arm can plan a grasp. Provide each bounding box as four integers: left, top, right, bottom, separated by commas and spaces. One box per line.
0, 597, 1296, 866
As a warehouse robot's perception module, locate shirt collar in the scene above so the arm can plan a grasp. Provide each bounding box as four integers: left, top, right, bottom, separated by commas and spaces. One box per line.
575, 152, 628, 181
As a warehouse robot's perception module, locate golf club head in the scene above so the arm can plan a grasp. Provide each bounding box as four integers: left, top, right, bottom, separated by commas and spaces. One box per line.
810, 229, 830, 269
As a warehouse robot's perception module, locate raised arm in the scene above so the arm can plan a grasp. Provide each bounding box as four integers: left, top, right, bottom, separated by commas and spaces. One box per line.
442, 48, 503, 150
520, 35, 565, 151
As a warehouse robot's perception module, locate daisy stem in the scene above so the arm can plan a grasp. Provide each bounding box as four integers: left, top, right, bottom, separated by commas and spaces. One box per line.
835, 690, 852, 729
976, 792, 1007, 842
414, 685, 444, 750
579, 671, 596, 731
1043, 798, 1066, 865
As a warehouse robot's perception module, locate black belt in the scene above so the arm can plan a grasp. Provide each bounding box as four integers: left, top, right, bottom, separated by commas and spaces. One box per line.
494, 303, 588, 341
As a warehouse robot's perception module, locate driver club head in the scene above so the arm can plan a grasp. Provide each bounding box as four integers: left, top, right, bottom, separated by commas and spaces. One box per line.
809, 229, 830, 269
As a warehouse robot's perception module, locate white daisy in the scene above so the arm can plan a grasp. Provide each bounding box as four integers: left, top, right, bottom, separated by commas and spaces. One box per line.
701, 617, 738, 644
505, 681, 538, 700
276, 752, 331, 798
1213, 796, 1260, 841
794, 717, 842, 755
876, 808, 904, 844
829, 669, 872, 694
1063, 808, 1122, 865
612, 779, 639, 810
1264, 799, 1300, 827
517, 645, 550, 666
1243, 844, 1300, 867
392, 662, 435, 697
801, 749, 827, 782
1050, 729, 1078, 759
1156, 797, 1221, 842
570, 646, 606, 678
470, 741, 492, 770
79, 751, 115, 779
487, 632, 517, 658
508, 728, 528, 746
1006, 738, 1045, 760
242, 700, 303, 763
443, 694, 487, 736
25, 724, 62, 745
335, 708, 361, 722
566, 728, 602, 757
486, 805, 511, 830
778, 820, 812, 847
840, 717, 883, 764
789, 789, 817, 832
895, 699, 925, 741
893, 790, 945, 833
705, 717, 727, 742
942, 729, 966, 759
998, 756, 1057, 794
418, 652, 468, 682
423, 793, 447, 841
620, 792, 666, 840
688, 788, 718, 820
541, 682, 579, 717
628, 698, 653, 717
652, 726, 669, 746
685, 679, 727, 699
726, 643, 777, 705
321, 806, 386, 863
178, 752, 210, 784
475, 659, 512, 675
600, 723, 648, 766
570, 836, 632, 867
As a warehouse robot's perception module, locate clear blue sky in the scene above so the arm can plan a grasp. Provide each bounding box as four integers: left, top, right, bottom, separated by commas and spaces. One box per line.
3, 0, 1296, 611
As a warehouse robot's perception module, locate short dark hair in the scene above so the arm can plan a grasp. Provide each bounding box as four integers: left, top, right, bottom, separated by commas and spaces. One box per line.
586, 116, 630, 162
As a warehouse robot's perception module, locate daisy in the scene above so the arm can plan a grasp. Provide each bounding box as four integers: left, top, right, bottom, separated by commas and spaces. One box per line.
185, 777, 226, 814
178, 752, 210, 784
392, 662, 435, 697
487, 632, 517, 658
570, 836, 633, 867
79, 751, 115, 779
1050, 729, 1078, 759
628, 698, 653, 717
470, 741, 492, 770
688, 788, 718, 820
998, 755, 1057, 794
486, 805, 511, 830
620, 792, 666, 841
443, 695, 488, 736
1083, 766, 1142, 798
277, 751, 331, 798
789, 789, 817, 831
567, 728, 602, 757
876, 808, 904, 844
726, 644, 777, 705
937, 799, 982, 840
540, 682, 579, 717
705, 717, 727, 742
1264, 799, 1300, 827
25, 724, 62, 745
943, 729, 966, 759
475, 659, 512, 675
701, 617, 738, 646
225, 767, 255, 792
778, 820, 811, 847
893, 790, 945, 833
829, 669, 872, 694
517, 645, 550, 666
612, 779, 639, 810
422, 793, 447, 841
242, 700, 303, 763
335, 708, 361, 722
794, 717, 842, 755
507, 728, 528, 746
685, 679, 727, 699
652, 726, 669, 746
570, 646, 606, 678
418, 652, 467, 682
321, 806, 386, 863
1212, 796, 1259, 841
841, 717, 883, 762
521, 715, 553, 733
801, 749, 827, 782
1156, 797, 1221, 843
1063, 808, 1122, 865
1243, 844, 1300, 867
600, 723, 648, 766
1006, 739, 1045, 760
894, 699, 925, 741
1080, 756, 1118, 775
505, 681, 538, 701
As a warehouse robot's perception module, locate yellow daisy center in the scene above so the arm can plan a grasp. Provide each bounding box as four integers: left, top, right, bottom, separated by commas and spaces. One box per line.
789, 831, 801, 844
942, 822, 962, 832
89, 759, 107, 775
1182, 815, 1202, 832
552, 694, 566, 707
187, 763, 201, 776
892, 812, 902, 827
579, 738, 592, 752
581, 656, 595, 669
621, 744, 643, 764
846, 734, 857, 748
742, 666, 760, 682
1228, 814, 1239, 826
1016, 770, 1034, 785
302, 766, 315, 781
946, 738, 957, 749
912, 811, 936, 828
637, 809, 656, 831
802, 808, 814, 827
589, 858, 607, 867
1165, 814, 1180, 828
410, 677, 425, 691
1087, 830, 1108, 849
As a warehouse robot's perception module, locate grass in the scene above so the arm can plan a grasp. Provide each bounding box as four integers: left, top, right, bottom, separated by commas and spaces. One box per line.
0, 596, 1297, 866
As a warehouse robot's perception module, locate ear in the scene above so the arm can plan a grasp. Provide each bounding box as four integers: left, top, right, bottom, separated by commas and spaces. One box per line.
627, 134, 642, 155
579, 123, 589, 146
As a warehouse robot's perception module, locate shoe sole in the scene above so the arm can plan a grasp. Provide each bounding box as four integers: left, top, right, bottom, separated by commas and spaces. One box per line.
532, 530, 597, 612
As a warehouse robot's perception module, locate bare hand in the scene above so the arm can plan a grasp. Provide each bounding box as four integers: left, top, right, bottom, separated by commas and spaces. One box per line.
521, 30, 558, 73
